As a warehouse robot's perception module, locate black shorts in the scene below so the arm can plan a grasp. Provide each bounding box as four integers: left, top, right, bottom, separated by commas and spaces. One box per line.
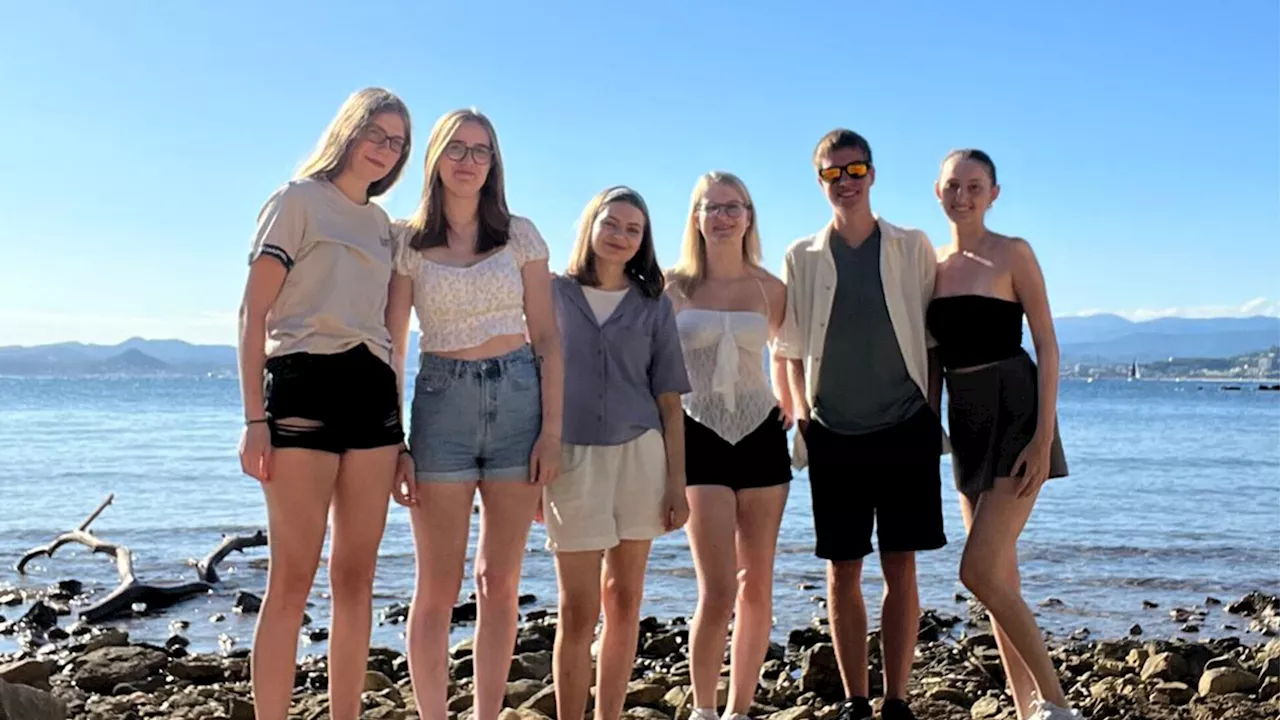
685, 408, 793, 491
804, 406, 947, 561
263, 343, 403, 454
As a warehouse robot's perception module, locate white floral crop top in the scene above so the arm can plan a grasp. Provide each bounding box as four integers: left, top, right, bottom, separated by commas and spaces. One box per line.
393, 215, 549, 352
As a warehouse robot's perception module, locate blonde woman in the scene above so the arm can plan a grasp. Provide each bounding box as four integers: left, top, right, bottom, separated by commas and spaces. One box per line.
237, 87, 412, 720
665, 172, 791, 720
386, 108, 563, 720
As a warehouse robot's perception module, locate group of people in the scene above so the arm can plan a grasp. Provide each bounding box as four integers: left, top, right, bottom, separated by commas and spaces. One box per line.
235, 87, 1073, 720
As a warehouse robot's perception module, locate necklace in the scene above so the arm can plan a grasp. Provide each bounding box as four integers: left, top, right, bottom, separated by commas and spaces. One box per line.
960, 249, 994, 268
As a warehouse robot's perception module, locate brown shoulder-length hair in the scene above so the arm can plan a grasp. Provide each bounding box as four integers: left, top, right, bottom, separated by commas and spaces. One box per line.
566, 186, 664, 299
295, 87, 412, 198
405, 108, 511, 252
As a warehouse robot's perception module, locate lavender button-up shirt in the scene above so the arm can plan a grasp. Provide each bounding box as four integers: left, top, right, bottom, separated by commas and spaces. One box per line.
553, 275, 691, 446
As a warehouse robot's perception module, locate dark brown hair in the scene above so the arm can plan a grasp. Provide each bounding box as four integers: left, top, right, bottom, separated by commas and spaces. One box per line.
813, 128, 873, 167
406, 109, 511, 252
942, 148, 998, 185
567, 186, 665, 299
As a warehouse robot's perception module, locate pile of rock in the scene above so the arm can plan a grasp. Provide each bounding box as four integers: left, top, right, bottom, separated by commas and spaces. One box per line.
0, 592, 1277, 719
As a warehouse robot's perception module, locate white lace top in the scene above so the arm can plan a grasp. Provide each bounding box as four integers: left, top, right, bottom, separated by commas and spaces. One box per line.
393, 215, 549, 352
676, 307, 776, 445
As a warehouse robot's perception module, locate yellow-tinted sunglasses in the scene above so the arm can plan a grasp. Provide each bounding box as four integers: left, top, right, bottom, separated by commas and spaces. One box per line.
818, 162, 871, 183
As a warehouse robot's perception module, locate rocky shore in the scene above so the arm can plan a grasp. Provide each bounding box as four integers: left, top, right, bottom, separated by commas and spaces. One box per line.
0, 591, 1277, 719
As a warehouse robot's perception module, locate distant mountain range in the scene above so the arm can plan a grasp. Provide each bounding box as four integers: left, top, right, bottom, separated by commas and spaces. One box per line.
1047, 314, 1280, 364
1, 316, 1277, 376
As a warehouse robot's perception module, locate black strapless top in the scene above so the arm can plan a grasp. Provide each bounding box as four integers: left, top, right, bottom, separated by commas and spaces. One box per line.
927, 295, 1025, 371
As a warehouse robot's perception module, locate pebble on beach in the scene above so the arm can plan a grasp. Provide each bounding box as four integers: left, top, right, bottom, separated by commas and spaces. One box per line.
0, 591, 1278, 720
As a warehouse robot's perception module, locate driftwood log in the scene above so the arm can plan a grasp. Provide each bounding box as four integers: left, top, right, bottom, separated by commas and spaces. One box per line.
195, 530, 268, 583
16, 495, 213, 623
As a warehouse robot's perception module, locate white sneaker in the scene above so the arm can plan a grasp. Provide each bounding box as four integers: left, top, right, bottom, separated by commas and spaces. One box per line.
1028, 698, 1080, 719
689, 709, 719, 720
722, 714, 752, 720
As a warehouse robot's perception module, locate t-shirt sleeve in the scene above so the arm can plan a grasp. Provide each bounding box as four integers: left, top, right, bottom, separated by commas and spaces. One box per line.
248, 184, 306, 271
510, 216, 550, 266
650, 294, 692, 397
391, 221, 421, 277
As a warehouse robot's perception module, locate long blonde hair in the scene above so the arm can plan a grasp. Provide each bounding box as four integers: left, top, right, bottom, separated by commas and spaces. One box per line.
405, 108, 511, 252
669, 171, 763, 296
295, 87, 411, 198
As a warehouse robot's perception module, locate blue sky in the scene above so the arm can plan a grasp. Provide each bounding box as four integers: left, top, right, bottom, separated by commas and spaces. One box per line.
1, 2, 1276, 345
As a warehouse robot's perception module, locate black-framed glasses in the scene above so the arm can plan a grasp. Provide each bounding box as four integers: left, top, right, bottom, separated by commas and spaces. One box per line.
361, 124, 406, 154
818, 161, 871, 183
699, 201, 750, 218
443, 141, 493, 165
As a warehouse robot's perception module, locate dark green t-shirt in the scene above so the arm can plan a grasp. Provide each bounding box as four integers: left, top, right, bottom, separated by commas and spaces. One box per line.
812, 226, 926, 435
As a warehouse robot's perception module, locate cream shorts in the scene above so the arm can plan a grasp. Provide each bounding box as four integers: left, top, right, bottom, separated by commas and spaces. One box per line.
543, 429, 668, 552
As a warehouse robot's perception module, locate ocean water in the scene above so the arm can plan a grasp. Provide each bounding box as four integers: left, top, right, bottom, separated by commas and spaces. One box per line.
0, 376, 1277, 656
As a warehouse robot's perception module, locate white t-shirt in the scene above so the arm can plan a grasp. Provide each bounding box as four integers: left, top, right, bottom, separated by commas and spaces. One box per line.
248, 177, 396, 363
581, 286, 629, 325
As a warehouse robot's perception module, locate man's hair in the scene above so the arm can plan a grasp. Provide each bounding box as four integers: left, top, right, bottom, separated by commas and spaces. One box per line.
813, 128, 873, 167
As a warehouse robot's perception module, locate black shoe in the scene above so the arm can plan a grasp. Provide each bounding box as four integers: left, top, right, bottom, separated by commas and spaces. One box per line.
834, 697, 873, 720
879, 698, 916, 720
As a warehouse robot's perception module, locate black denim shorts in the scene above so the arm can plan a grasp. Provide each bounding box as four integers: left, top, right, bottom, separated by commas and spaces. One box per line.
263, 343, 403, 454
805, 406, 948, 561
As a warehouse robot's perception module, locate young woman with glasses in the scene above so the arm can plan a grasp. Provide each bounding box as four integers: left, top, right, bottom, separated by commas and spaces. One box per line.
237, 87, 412, 720
386, 108, 564, 720
665, 171, 792, 720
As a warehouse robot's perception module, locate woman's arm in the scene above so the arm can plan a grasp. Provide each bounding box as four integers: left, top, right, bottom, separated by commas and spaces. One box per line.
656, 391, 689, 530
386, 273, 414, 417
1010, 238, 1059, 439
237, 260, 286, 481
762, 274, 794, 425
523, 259, 563, 441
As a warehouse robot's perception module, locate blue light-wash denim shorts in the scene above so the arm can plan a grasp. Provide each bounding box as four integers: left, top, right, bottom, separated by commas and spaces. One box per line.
408, 345, 542, 483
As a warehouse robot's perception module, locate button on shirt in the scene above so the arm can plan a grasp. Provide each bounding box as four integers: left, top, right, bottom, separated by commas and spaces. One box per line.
554, 275, 692, 446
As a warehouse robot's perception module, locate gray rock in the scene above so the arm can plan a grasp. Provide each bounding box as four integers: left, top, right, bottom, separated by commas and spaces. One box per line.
1140, 651, 1189, 682
449, 691, 475, 712
168, 658, 224, 684
518, 685, 558, 717
1198, 666, 1260, 696
926, 685, 974, 707
624, 681, 667, 708
500, 708, 553, 720
452, 655, 475, 680
504, 679, 545, 708
1259, 676, 1279, 702
509, 651, 552, 682
0, 659, 54, 690
969, 695, 1002, 719
1151, 681, 1195, 705
364, 670, 396, 692
0, 677, 66, 720
622, 708, 670, 720
767, 707, 815, 720
81, 625, 129, 653
72, 645, 170, 694
799, 643, 842, 701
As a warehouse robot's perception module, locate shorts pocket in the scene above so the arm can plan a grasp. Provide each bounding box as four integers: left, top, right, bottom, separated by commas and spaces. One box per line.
416, 370, 453, 394
507, 360, 540, 392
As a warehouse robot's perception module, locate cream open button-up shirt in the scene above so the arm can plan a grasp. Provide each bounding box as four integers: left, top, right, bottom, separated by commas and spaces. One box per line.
773, 216, 946, 467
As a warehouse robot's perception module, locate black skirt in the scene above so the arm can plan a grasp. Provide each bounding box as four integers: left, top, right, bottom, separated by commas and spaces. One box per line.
945, 350, 1068, 501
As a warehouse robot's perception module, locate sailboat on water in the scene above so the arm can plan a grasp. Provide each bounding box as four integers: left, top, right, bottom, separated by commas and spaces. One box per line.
1128, 359, 1141, 381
